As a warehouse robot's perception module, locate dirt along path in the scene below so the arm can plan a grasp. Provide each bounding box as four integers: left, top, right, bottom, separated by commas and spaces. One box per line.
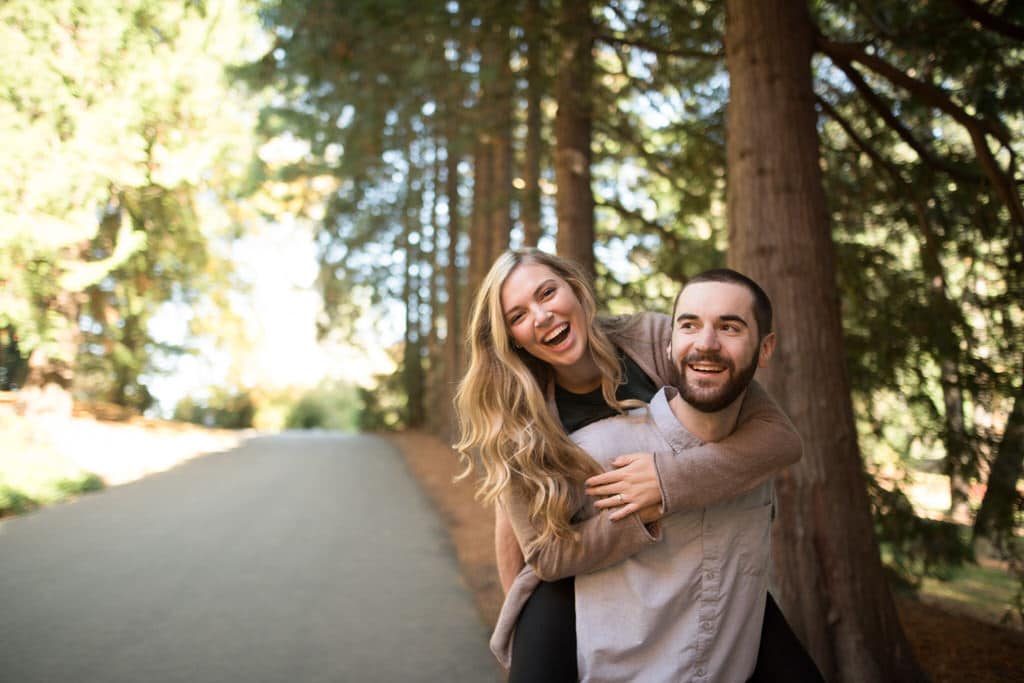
386, 430, 1024, 683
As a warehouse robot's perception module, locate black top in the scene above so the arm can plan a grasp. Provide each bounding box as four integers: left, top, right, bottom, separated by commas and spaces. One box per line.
554, 352, 658, 433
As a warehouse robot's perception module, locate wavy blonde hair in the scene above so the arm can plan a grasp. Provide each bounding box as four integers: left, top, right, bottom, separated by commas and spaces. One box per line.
454, 248, 636, 549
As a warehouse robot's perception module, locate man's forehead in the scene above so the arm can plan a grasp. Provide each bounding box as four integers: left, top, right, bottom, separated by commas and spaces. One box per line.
674, 281, 755, 318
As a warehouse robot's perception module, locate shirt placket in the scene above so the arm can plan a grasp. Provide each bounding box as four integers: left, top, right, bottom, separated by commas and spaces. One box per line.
693, 507, 719, 682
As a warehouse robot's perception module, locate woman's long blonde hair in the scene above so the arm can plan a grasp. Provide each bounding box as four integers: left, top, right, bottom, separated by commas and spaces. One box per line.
454, 248, 636, 549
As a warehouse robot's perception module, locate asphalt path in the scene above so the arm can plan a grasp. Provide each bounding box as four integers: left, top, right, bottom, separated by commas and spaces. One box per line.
0, 433, 501, 682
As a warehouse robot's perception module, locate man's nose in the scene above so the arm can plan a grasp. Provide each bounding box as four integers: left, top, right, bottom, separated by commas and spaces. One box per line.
694, 327, 720, 350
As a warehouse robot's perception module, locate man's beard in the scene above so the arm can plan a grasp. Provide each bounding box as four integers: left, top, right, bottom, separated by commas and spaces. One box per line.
676, 349, 759, 413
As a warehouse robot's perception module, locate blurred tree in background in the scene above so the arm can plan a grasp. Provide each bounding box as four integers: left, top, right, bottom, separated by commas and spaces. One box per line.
0, 0, 256, 413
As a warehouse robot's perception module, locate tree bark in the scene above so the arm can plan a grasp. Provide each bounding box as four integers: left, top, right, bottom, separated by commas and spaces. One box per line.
487, 16, 514, 261
725, 1, 925, 681
468, 134, 494, 298
554, 0, 595, 277
402, 141, 425, 429
974, 372, 1024, 550
443, 133, 463, 439
521, 0, 544, 247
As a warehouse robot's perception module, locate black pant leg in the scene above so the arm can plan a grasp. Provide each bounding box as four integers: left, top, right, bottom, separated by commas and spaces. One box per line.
508, 577, 578, 683
748, 592, 825, 682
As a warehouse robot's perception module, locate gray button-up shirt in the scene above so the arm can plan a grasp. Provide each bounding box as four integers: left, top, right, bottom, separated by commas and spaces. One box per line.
571, 387, 773, 683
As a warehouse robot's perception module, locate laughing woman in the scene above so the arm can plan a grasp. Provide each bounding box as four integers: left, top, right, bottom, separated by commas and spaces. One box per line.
455, 249, 810, 681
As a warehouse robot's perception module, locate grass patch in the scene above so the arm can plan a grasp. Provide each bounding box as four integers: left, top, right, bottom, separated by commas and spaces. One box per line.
0, 415, 105, 517
918, 560, 1023, 627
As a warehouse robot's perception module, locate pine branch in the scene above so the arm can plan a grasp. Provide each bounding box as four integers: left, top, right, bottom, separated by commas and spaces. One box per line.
818, 36, 1024, 227
952, 0, 1024, 40
596, 195, 678, 246
826, 57, 981, 185
597, 33, 723, 59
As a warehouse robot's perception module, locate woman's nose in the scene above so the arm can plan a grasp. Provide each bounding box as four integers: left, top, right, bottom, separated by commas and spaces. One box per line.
532, 306, 553, 327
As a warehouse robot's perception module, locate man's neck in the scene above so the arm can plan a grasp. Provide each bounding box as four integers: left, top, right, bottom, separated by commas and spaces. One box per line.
667, 388, 746, 442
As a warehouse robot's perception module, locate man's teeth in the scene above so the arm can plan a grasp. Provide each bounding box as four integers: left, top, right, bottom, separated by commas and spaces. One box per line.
690, 363, 724, 372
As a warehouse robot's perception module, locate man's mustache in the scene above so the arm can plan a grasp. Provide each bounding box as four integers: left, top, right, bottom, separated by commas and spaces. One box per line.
682, 352, 734, 369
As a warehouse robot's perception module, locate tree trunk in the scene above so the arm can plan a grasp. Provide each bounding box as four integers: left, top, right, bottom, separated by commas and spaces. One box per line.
725, 1, 925, 681
488, 17, 514, 261
554, 0, 595, 277
916, 216, 974, 520
974, 373, 1024, 550
521, 0, 544, 248
18, 289, 79, 418
443, 124, 463, 440
402, 143, 426, 429
468, 134, 494, 297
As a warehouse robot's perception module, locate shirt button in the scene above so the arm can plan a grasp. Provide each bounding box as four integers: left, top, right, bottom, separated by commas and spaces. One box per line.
701, 621, 712, 631
696, 668, 706, 676
706, 571, 715, 579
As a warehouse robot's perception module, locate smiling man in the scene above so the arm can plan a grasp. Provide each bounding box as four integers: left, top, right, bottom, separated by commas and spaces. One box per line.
568, 268, 820, 682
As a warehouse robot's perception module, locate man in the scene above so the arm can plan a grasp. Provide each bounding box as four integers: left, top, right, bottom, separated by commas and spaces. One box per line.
575, 269, 777, 681
496, 269, 821, 682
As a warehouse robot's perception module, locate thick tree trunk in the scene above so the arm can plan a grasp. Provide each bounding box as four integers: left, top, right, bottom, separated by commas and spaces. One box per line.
974, 375, 1024, 550
554, 0, 595, 277
443, 127, 463, 440
725, 1, 925, 681
521, 0, 544, 247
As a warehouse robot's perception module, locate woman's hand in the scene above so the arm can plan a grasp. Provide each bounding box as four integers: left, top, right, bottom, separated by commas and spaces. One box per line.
585, 452, 664, 522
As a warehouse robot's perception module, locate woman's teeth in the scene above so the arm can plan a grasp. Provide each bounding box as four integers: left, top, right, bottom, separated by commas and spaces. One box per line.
543, 323, 570, 346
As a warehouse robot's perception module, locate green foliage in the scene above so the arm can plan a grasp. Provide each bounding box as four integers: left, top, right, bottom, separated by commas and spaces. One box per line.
283, 380, 361, 431
0, 485, 38, 517
173, 389, 256, 430
356, 372, 406, 432
869, 474, 974, 589
0, 0, 259, 408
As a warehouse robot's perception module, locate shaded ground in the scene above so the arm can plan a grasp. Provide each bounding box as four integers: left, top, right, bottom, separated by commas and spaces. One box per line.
386, 430, 1024, 683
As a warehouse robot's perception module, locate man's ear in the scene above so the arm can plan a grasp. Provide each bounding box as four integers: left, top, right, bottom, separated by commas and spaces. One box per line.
758, 332, 777, 368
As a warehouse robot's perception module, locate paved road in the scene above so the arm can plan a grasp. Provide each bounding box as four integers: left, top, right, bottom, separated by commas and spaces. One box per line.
0, 433, 501, 682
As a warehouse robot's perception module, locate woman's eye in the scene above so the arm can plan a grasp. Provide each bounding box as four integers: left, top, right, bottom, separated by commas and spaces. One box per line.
542, 286, 556, 298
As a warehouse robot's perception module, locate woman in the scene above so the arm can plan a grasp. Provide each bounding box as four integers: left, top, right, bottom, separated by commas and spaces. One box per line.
455, 249, 808, 681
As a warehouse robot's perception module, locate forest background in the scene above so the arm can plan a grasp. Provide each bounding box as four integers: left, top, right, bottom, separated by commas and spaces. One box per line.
1, 0, 1022, 681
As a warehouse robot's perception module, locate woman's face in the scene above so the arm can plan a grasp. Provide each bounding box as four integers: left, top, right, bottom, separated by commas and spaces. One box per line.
500, 262, 590, 372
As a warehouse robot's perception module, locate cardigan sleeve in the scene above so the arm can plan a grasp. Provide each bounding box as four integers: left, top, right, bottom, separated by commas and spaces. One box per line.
654, 381, 802, 514
500, 488, 661, 582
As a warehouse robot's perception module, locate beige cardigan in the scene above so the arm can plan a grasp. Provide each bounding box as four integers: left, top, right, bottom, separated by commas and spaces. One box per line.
491, 311, 802, 667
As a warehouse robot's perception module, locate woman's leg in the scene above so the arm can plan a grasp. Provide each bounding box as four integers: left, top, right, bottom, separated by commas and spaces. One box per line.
748, 592, 824, 682
508, 577, 577, 682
